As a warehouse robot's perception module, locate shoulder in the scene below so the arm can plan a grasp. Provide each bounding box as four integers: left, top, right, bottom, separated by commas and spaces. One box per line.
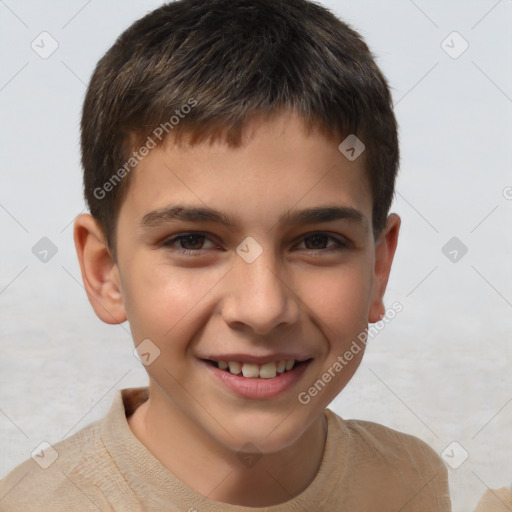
345, 416, 444, 470
0, 419, 114, 512
0, 387, 149, 512
473, 486, 512, 512
325, 410, 452, 509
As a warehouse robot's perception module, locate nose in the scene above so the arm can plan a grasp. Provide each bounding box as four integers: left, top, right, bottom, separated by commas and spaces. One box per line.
220, 251, 300, 336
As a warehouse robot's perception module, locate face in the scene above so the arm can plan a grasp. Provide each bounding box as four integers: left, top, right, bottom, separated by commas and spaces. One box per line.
86, 110, 399, 454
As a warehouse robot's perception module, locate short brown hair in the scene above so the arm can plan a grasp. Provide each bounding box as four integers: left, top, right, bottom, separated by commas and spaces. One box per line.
81, 0, 399, 261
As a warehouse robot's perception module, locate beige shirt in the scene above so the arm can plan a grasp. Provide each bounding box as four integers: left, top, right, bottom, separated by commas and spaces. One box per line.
473, 487, 512, 512
0, 387, 452, 511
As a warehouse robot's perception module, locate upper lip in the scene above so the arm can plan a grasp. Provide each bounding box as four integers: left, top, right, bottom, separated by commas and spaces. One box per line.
199, 354, 313, 365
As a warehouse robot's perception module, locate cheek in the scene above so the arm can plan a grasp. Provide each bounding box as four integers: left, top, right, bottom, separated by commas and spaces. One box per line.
300, 263, 373, 331
123, 261, 223, 345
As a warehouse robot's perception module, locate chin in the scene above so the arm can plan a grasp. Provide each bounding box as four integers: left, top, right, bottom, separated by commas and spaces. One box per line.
215, 410, 317, 455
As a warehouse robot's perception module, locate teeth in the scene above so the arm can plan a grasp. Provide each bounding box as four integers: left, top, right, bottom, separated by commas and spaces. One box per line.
259, 362, 277, 379
228, 361, 242, 374
216, 359, 298, 378
241, 363, 259, 378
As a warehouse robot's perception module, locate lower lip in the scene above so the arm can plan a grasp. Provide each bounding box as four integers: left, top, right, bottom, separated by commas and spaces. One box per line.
201, 359, 311, 400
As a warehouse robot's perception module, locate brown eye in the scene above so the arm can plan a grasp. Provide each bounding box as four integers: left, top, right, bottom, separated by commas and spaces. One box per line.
297, 233, 349, 252
176, 234, 206, 250
161, 232, 218, 255
303, 234, 330, 250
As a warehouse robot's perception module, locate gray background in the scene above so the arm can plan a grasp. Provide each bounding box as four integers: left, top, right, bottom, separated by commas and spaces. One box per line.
1, 1, 511, 510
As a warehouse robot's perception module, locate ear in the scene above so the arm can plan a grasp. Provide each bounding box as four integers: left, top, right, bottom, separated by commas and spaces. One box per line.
73, 213, 127, 324
368, 213, 401, 323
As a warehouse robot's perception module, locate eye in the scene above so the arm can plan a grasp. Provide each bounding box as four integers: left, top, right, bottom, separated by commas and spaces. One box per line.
160, 231, 350, 257
160, 232, 219, 255
295, 233, 350, 253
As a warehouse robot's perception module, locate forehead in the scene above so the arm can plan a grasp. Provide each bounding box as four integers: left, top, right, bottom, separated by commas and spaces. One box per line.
121, 111, 372, 232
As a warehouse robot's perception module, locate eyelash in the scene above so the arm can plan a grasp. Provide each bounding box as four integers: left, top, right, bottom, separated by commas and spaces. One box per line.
160, 232, 351, 256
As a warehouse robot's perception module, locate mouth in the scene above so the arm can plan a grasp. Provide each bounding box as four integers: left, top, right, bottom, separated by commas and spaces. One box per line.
200, 356, 313, 399
203, 358, 312, 379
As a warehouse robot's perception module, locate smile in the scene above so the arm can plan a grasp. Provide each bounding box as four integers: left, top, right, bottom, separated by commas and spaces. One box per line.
201, 358, 313, 399
207, 359, 298, 378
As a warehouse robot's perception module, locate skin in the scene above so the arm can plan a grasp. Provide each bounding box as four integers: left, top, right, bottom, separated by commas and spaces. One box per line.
74, 110, 400, 507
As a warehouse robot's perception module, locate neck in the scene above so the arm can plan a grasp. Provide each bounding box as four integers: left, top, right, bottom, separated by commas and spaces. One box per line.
127, 385, 328, 507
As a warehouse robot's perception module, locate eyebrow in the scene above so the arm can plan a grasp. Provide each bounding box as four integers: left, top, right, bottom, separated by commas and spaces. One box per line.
140, 204, 366, 231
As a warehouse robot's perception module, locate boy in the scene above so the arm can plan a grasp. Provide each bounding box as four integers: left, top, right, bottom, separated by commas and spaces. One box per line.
0, 0, 452, 510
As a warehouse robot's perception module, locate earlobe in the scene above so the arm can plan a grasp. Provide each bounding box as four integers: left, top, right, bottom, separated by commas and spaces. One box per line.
368, 214, 401, 323
73, 213, 127, 325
